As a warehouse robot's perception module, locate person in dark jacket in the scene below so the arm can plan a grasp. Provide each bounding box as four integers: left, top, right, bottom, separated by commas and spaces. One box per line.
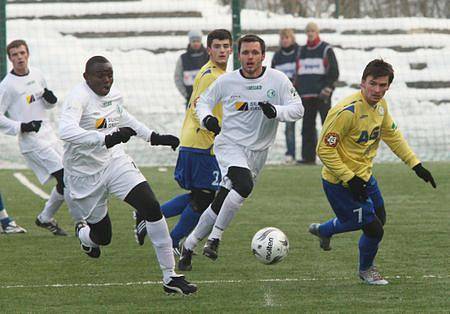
295, 22, 339, 164
174, 30, 209, 109
271, 28, 300, 164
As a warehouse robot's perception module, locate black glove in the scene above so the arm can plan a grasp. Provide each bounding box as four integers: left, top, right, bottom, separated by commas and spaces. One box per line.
150, 132, 180, 151
318, 86, 333, 102
105, 127, 136, 148
42, 88, 57, 104
258, 101, 277, 119
413, 163, 436, 188
21, 120, 42, 133
347, 175, 368, 202
203, 115, 221, 136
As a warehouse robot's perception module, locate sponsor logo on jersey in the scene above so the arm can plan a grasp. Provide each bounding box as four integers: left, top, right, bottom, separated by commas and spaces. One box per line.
26, 94, 36, 104
266, 89, 276, 98
102, 101, 113, 107
95, 117, 120, 129
246, 85, 262, 90
235, 101, 261, 111
324, 132, 339, 147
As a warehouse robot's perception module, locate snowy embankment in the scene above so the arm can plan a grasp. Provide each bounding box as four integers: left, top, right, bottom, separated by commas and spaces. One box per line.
2, 0, 449, 167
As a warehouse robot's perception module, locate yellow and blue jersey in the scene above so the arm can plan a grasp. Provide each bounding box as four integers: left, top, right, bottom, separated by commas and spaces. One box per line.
317, 91, 420, 184
179, 60, 224, 154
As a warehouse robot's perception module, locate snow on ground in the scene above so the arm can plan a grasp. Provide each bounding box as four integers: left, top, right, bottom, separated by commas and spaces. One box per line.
2, 0, 450, 167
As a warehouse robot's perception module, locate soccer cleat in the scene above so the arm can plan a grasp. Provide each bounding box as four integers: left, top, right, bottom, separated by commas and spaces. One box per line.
75, 221, 101, 258
359, 266, 389, 285
163, 275, 197, 295
203, 238, 220, 260
35, 217, 68, 236
178, 244, 194, 271
308, 223, 331, 251
1, 220, 27, 234
173, 246, 181, 257
133, 211, 146, 246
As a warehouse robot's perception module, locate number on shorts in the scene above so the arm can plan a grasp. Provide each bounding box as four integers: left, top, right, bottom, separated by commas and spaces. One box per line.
353, 208, 362, 223
212, 170, 220, 186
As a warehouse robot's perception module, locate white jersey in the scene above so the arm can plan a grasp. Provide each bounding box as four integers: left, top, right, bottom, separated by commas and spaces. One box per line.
0, 67, 58, 153
59, 82, 154, 177
196, 67, 304, 151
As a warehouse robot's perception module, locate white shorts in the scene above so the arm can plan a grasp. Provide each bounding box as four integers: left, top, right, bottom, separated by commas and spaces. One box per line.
22, 145, 63, 184
65, 155, 146, 224
214, 141, 269, 189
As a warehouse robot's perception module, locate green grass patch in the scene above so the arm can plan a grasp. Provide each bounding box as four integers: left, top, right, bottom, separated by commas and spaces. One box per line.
0, 162, 449, 312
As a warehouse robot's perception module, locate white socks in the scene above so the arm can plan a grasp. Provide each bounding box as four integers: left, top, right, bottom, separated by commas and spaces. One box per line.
38, 187, 64, 222
208, 189, 245, 241
78, 225, 98, 248
184, 206, 217, 251
146, 217, 176, 284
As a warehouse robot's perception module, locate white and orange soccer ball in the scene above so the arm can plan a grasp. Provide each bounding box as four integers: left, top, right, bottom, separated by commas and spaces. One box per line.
251, 227, 289, 264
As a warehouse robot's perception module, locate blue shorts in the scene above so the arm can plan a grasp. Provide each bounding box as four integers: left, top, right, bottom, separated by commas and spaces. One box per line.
174, 147, 221, 191
323, 176, 384, 226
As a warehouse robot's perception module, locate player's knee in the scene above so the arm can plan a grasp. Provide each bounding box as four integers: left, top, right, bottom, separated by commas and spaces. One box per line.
227, 167, 253, 198
139, 198, 162, 222
362, 218, 384, 240
191, 189, 215, 213
375, 206, 386, 226
125, 181, 162, 222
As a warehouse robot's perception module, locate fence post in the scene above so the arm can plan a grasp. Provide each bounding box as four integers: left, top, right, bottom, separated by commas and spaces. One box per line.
0, 0, 6, 78
335, 0, 340, 18
232, 0, 241, 70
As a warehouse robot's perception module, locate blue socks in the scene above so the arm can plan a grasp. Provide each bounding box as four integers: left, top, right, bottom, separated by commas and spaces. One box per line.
318, 216, 382, 271
170, 204, 201, 248
160, 193, 203, 248
359, 234, 381, 271
161, 193, 191, 218
0, 195, 12, 228
319, 217, 360, 238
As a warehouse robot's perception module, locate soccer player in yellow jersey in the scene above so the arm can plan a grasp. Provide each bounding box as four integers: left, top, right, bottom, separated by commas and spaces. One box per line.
309, 59, 436, 285
134, 30, 232, 256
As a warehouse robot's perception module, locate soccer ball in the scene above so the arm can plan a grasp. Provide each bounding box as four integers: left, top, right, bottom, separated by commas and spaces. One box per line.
251, 227, 289, 265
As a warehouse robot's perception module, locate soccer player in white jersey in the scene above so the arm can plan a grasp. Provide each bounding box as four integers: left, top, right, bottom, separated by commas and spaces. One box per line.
178, 35, 304, 270
0, 40, 67, 236
59, 56, 196, 295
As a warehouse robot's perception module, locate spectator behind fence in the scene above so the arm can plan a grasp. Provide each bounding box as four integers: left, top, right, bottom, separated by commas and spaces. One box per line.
295, 22, 339, 165
174, 30, 209, 109
271, 28, 301, 164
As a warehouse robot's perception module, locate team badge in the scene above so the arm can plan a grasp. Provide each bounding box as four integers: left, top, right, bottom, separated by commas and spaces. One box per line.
116, 103, 123, 114
377, 105, 385, 116
266, 89, 276, 98
289, 87, 298, 98
324, 132, 339, 147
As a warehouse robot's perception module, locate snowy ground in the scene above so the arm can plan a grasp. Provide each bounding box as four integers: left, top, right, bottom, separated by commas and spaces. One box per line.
2, 0, 450, 167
